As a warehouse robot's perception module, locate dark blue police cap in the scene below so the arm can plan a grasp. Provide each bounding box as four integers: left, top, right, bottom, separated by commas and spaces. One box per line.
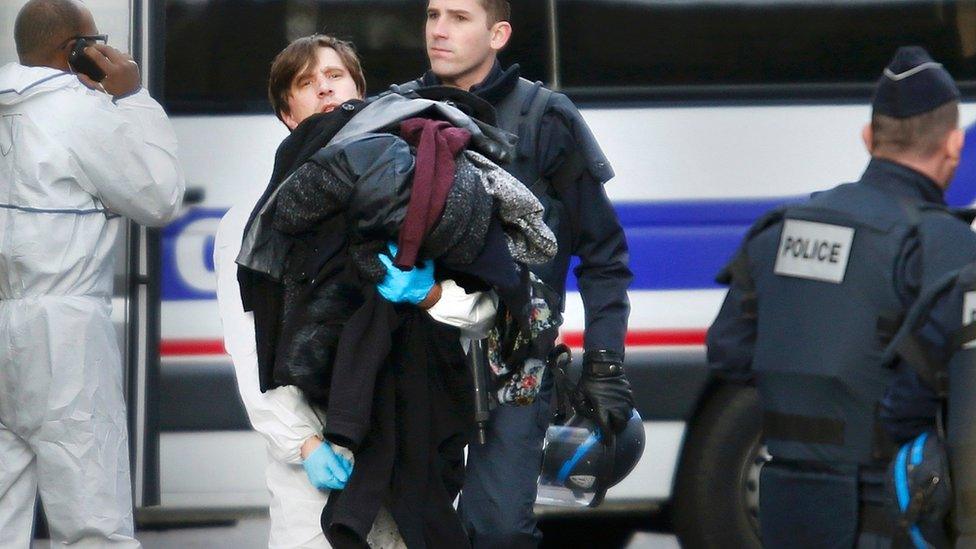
872, 46, 960, 119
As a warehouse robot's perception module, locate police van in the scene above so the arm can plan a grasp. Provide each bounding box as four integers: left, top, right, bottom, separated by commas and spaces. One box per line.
8, 1, 976, 546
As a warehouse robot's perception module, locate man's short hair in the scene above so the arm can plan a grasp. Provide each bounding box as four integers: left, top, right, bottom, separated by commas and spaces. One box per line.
267, 34, 366, 123
15, 0, 85, 63
427, 0, 510, 26
480, 0, 511, 25
871, 101, 959, 158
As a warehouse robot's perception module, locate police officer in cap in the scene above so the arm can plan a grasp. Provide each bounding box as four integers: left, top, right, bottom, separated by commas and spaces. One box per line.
880, 260, 976, 546
708, 46, 976, 548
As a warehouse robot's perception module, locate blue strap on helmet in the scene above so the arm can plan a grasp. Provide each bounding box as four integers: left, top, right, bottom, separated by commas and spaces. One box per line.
895, 433, 931, 549
556, 429, 602, 484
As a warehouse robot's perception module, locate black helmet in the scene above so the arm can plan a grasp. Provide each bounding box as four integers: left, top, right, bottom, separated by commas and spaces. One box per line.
536, 409, 645, 508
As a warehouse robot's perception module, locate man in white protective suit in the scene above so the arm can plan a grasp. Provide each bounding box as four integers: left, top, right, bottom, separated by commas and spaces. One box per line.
0, 0, 185, 546
215, 34, 498, 548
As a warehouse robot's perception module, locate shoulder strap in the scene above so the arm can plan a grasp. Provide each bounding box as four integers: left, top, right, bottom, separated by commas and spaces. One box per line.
494, 78, 553, 167
884, 270, 961, 398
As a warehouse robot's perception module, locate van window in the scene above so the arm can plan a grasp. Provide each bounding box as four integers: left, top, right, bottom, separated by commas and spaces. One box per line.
556, 0, 976, 99
159, 0, 551, 113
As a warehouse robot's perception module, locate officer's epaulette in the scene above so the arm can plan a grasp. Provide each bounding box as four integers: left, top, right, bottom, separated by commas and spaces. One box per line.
545, 92, 614, 185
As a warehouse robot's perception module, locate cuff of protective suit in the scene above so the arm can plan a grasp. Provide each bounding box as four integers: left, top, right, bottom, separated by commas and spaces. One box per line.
273, 433, 318, 465
112, 86, 144, 104
111, 88, 169, 117
266, 423, 322, 465
426, 281, 498, 337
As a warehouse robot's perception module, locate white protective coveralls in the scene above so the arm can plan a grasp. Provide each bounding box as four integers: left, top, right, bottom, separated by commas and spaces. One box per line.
0, 65, 184, 548
215, 198, 496, 548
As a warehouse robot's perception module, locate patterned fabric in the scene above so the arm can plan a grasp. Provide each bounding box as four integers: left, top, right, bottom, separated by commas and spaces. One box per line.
495, 358, 548, 406
463, 149, 557, 265
487, 273, 562, 406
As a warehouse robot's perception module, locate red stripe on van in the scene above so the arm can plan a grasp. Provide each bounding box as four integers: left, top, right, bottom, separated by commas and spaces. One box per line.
559, 329, 707, 348
159, 329, 708, 357
160, 339, 227, 356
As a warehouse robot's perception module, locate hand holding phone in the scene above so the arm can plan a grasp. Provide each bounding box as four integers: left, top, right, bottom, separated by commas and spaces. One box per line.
71, 42, 141, 98
68, 38, 105, 81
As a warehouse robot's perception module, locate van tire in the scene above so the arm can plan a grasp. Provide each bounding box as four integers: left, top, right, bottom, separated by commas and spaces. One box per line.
672, 384, 764, 549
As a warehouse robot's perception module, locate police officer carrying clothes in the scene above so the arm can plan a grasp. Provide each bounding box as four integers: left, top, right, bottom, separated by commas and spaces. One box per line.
880, 261, 976, 546
392, 1, 635, 546
708, 46, 976, 548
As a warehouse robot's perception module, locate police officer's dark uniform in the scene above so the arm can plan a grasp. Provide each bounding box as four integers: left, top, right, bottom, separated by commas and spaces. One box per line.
392, 63, 635, 547
880, 261, 976, 546
707, 47, 976, 548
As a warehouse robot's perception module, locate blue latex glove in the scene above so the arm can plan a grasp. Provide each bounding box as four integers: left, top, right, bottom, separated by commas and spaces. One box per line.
377, 242, 435, 304
302, 441, 353, 491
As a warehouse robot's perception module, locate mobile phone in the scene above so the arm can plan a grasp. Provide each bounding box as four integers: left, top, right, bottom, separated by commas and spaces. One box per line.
68, 38, 105, 81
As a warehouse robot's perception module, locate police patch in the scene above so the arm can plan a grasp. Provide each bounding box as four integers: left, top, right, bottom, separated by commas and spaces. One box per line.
963, 291, 976, 349
774, 219, 855, 283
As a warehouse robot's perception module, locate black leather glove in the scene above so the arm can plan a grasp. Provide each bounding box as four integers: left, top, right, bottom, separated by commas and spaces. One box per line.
572, 350, 635, 438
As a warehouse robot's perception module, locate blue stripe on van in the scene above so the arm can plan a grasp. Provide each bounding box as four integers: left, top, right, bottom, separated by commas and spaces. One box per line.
944, 124, 976, 206
161, 199, 799, 300
564, 198, 800, 291
161, 208, 224, 301
161, 146, 976, 301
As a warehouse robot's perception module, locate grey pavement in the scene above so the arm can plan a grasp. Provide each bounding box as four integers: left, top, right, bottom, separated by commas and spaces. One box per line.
123, 515, 680, 548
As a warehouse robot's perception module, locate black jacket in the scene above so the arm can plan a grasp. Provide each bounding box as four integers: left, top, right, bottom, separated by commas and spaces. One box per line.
320, 294, 473, 549
237, 102, 364, 392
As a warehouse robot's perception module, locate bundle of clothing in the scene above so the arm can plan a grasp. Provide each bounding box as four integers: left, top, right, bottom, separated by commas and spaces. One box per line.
237, 93, 557, 548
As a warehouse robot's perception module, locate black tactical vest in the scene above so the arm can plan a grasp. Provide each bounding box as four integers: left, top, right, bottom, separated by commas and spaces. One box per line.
733, 182, 969, 465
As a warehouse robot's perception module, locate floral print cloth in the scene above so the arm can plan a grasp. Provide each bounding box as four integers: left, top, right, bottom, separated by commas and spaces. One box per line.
487, 273, 562, 405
